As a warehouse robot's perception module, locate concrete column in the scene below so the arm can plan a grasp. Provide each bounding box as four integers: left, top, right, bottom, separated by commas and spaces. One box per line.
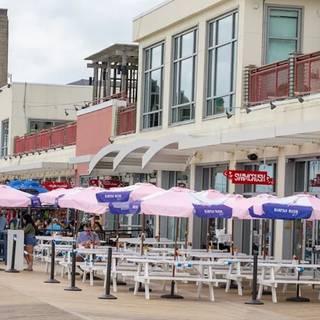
93, 65, 99, 103
121, 55, 128, 97
106, 61, 111, 97
274, 147, 286, 259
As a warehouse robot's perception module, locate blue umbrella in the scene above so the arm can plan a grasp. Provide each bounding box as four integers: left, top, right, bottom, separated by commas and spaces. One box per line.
9, 179, 47, 195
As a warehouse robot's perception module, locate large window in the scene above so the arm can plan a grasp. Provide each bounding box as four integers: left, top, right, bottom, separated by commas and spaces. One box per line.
171, 29, 197, 123
243, 163, 276, 194
143, 43, 164, 129
266, 7, 302, 64
295, 160, 320, 194
28, 119, 70, 133
206, 11, 238, 117
1, 119, 9, 157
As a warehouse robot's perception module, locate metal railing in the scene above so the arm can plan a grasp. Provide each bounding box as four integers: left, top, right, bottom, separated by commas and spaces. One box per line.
248, 60, 289, 105
14, 122, 77, 155
116, 104, 136, 136
246, 50, 320, 106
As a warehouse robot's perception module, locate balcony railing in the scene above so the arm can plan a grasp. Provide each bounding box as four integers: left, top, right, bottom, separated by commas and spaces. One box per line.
247, 51, 320, 106
14, 122, 77, 155
116, 104, 136, 136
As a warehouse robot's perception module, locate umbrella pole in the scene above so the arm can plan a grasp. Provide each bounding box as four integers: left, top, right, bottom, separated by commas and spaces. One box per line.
129, 212, 149, 292
161, 217, 183, 299
157, 216, 161, 243
206, 218, 210, 252
115, 214, 126, 286
184, 218, 189, 249
287, 219, 310, 302
231, 219, 234, 256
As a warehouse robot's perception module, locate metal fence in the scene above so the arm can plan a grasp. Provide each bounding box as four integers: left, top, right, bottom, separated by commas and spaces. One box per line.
14, 122, 77, 155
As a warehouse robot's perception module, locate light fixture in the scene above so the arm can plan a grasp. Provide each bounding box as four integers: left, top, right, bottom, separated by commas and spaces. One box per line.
297, 96, 304, 103
64, 109, 69, 116
270, 101, 277, 110
246, 107, 252, 114
74, 105, 79, 111
226, 111, 233, 119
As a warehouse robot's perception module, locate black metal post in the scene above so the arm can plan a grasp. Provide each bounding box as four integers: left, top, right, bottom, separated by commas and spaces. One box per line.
245, 252, 263, 305
99, 247, 117, 299
286, 260, 310, 302
44, 240, 60, 283
64, 243, 81, 291
6, 235, 19, 273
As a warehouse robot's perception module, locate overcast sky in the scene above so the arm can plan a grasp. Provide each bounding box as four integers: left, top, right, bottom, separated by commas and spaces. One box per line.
1, 0, 163, 84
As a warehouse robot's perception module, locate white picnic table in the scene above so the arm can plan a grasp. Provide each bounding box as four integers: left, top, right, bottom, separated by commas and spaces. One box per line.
126, 257, 227, 301
257, 262, 320, 303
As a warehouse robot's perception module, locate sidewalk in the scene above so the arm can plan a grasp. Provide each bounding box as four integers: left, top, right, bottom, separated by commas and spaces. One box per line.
0, 263, 319, 320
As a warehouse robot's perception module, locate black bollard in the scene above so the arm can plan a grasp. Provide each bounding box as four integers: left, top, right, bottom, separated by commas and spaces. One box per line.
99, 247, 117, 299
44, 240, 60, 284
64, 244, 82, 291
245, 252, 263, 305
6, 235, 19, 273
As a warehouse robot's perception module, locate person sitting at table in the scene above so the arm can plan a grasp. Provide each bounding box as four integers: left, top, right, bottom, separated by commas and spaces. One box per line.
76, 223, 100, 248
46, 218, 63, 235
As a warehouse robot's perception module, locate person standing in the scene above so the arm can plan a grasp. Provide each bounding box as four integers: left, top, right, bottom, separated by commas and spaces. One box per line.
23, 214, 37, 271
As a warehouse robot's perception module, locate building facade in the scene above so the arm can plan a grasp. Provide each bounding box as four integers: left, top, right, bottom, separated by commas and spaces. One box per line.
0, 82, 92, 180
76, 0, 320, 260
0, 8, 8, 88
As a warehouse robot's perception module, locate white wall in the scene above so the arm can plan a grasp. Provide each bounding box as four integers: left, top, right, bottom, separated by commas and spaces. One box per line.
1, 82, 92, 154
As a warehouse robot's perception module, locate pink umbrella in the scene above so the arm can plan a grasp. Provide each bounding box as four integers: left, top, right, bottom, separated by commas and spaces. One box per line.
0, 185, 36, 207
141, 187, 195, 218
39, 187, 84, 206
58, 187, 108, 215
233, 194, 279, 219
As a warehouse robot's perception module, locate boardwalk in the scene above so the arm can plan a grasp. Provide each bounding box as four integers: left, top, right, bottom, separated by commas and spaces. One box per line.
0, 264, 319, 320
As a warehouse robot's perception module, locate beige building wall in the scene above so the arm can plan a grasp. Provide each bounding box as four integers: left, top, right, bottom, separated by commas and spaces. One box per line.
0, 82, 92, 154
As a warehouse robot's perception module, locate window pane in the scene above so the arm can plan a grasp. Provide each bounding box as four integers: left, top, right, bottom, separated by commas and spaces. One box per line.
145, 49, 150, 71
215, 44, 232, 97
174, 37, 180, 60
217, 14, 233, 45
308, 160, 320, 193
181, 31, 194, 58
255, 164, 276, 193
177, 105, 191, 122
207, 50, 214, 98
206, 99, 213, 116
151, 45, 162, 69
267, 39, 297, 63
150, 69, 161, 110
143, 75, 149, 113
208, 22, 215, 47
173, 62, 179, 105
179, 58, 193, 104
269, 15, 298, 38
214, 95, 230, 114
295, 162, 306, 192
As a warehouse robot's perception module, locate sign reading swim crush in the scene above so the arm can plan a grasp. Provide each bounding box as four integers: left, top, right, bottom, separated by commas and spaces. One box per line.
262, 203, 312, 220
224, 170, 274, 185
193, 204, 232, 219
96, 191, 131, 203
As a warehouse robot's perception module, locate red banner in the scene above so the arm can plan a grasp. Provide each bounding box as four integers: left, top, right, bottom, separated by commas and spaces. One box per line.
89, 178, 123, 189
42, 181, 72, 191
223, 170, 274, 185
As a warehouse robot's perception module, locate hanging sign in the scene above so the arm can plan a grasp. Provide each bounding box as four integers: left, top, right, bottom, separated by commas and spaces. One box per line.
42, 181, 71, 191
223, 169, 274, 185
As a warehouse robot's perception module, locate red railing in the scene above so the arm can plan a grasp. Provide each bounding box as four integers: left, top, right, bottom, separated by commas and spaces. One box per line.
248, 51, 320, 106
13, 122, 77, 155
249, 60, 289, 105
117, 105, 136, 135
295, 51, 320, 95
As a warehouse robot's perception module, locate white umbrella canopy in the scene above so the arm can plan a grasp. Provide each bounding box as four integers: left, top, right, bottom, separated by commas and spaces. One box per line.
0, 185, 40, 208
